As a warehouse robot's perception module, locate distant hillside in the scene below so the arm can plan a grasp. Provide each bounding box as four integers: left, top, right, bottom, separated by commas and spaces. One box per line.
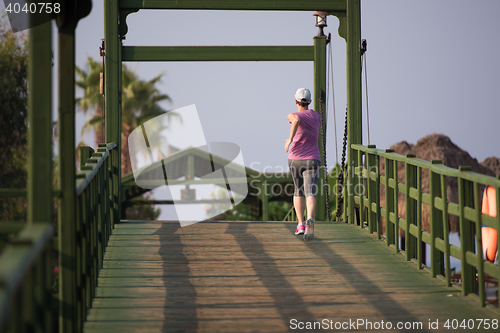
379, 133, 497, 235
481, 156, 500, 175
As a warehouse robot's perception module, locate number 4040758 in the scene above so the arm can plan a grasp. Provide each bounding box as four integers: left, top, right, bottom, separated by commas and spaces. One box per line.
6, 2, 61, 14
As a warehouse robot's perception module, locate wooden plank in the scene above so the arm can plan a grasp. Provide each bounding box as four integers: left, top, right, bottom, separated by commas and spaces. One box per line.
89, 293, 473, 309
85, 222, 497, 333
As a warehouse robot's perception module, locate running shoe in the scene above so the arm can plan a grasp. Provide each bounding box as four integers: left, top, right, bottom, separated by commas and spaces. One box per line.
295, 223, 305, 235
304, 218, 314, 242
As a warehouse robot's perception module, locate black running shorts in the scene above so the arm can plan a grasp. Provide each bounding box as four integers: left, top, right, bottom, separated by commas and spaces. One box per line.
288, 159, 320, 197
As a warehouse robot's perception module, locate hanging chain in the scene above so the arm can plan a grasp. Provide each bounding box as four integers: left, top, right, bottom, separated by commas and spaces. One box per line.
318, 95, 330, 221
336, 108, 348, 222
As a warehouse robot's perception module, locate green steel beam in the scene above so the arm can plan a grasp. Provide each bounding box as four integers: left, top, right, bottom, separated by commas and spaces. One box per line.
118, 0, 347, 11
346, 0, 362, 224
117, 34, 123, 225
0, 222, 26, 234
0, 189, 27, 198
122, 46, 314, 62
105, 0, 122, 225
314, 35, 327, 221
27, 22, 52, 225
57, 19, 78, 333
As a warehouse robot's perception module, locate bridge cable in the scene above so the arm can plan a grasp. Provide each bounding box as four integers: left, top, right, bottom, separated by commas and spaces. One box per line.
327, 34, 339, 165
361, 39, 371, 145
319, 95, 329, 221
324, 34, 339, 221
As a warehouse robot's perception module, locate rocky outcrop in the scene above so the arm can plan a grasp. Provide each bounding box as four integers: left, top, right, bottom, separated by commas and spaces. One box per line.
481, 156, 500, 176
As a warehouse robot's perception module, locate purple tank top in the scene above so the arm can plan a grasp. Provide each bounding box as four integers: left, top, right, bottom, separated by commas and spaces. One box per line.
288, 109, 321, 161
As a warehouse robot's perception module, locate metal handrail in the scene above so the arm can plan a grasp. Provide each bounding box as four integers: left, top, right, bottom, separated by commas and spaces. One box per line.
0, 142, 118, 332
351, 143, 499, 316
76, 142, 117, 196
70, 142, 118, 329
0, 223, 54, 331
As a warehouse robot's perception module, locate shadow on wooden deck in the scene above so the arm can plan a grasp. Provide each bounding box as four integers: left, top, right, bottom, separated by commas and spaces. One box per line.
84, 221, 497, 333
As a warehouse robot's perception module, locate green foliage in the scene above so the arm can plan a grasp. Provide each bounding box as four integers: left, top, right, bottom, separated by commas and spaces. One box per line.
268, 201, 292, 221
125, 193, 161, 220
76, 58, 182, 219
205, 188, 252, 220
0, 16, 28, 221
76, 59, 179, 149
75, 57, 103, 114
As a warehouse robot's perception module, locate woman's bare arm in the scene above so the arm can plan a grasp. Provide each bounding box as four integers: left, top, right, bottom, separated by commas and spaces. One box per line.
285, 113, 300, 152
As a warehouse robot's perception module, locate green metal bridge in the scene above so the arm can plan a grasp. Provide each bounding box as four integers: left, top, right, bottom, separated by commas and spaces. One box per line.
0, 1, 499, 332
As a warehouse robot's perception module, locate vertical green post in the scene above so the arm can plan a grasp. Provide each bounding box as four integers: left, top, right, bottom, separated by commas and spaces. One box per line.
27, 22, 52, 225
429, 161, 444, 277
417, 167, 423, 268
357, 150, 364, 228
473, 182, 485, 306
346, 0, 362, 225
314, 35, 327, 221
366, 146, 377, 234
405, 155, 418, 261
117, 36, 123, 224
393, 159, 399, 252
261, 179, 269, 221
375, 155, 381, 239
384, 153, 395, 246
57, 17, 77, 332
441, 174, 451, 286
105, 0, 122, 225
459, 167, 476, 295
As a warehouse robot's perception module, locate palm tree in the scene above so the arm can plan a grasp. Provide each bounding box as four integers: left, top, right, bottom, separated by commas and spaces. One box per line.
76, 57, 104, 145
119, 67, 178, 174
76, 58, 180, 175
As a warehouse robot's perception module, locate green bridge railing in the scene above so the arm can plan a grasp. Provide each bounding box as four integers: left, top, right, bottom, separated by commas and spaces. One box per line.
0, 221, 54, 332
350, 144, 499, 315
0, 142, 118, 332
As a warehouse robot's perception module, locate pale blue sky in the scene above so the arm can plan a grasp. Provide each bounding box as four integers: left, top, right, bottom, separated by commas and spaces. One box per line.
3, 1, 499, 170
3, 1, 500, 169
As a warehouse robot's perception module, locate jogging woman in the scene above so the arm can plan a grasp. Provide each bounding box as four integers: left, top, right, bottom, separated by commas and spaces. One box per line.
285, 88, 321, 242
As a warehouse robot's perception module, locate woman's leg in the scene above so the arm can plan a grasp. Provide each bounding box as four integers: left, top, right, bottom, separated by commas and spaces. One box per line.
289, 159, 306, 234
302, 160, 319, 241
294, 196, 305, 223
303, 160, 320, 219
306, 195, 316, 220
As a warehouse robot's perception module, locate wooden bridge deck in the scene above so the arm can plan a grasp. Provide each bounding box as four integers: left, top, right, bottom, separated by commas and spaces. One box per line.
84, 221, 496, 333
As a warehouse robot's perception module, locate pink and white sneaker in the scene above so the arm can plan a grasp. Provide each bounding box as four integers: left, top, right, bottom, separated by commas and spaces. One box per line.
295, 223, 305, 235
304, 218, 314, 242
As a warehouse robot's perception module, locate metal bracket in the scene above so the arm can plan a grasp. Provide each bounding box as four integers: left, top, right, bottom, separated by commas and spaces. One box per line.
361, 39, 367, 56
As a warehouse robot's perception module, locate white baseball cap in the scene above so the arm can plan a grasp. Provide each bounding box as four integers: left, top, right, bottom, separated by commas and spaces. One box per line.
295, 88, 311, 103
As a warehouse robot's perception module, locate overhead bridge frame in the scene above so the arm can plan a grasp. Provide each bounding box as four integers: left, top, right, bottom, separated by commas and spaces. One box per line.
121, 46, 314, 62
104, 0, 362, 225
